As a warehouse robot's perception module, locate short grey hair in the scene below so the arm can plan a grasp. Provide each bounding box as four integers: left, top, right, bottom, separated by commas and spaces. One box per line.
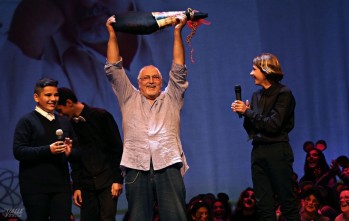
137, 65, 162, 80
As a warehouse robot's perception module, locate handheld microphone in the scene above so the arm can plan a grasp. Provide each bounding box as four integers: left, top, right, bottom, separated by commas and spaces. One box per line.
56, 129, 64, 142
235, 85, 242, 118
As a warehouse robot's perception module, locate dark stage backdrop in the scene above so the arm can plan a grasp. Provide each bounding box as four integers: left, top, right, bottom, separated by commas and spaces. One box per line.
1, 0, 348, 219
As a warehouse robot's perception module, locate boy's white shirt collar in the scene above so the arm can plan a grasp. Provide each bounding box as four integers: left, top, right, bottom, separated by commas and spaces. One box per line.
35, 106, 55, 121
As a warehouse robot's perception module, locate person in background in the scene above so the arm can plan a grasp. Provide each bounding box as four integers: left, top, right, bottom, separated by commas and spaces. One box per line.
188, 200, 213, 221
329, 156, 349, 186
328, 156, 349, 214
231, 187, 258, 221
299, 140, 337, 189
335, 187, 349, 221
13, 77, 76, 221
299, 140, 339, 219
213, 193, 232, 221
56, 87, 123, 221
104, 13, 189, 221
231, 53, 299, 221
299, 187, 330, 221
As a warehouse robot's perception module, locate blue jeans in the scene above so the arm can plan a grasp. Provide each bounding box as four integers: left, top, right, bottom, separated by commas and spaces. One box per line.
125, 163, 186, 221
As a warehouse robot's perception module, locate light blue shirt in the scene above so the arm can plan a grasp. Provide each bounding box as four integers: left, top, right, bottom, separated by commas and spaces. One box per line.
105, 60, 189, 175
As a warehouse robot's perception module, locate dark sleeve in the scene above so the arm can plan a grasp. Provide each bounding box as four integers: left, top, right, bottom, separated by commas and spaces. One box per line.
102, 111, 124, 184
64, 120, 80, 160
60, 118, 82, 190
69, 134, 82, 191
243, 93, 256, 140
244, 87, 295, 134
70, 157, 82, 191
13, 116, 51, 162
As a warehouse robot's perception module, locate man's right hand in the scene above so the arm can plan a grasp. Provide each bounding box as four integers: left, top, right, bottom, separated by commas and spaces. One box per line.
106, 15, 116, 33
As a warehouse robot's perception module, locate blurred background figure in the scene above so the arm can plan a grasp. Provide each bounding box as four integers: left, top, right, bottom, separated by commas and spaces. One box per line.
299, 140, 337, 188
299, 140, 340, 219
299, 187, 330, 221
188, 200, 213, 221
187, 199, 213, 221
329, 156, 349, 186
334, 187, 349, 221
231, 187, 258, 221
212, 193, 232, 221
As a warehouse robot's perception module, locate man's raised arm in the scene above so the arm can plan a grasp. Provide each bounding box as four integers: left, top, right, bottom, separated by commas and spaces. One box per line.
173, 14, 187, 66
106, 16, 121, 63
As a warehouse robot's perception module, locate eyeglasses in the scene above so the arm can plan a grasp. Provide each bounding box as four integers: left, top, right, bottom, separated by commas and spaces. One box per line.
139, 75, 161, 82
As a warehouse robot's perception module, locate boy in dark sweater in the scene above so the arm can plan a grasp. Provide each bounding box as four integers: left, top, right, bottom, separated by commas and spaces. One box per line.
13, 78, 77, 221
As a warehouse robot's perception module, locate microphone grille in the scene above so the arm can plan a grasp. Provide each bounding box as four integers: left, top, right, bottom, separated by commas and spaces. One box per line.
56, 129, 63, 136
235, 85, 241, 92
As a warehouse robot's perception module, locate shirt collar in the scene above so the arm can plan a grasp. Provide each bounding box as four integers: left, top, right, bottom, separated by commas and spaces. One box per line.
35, 106, 55, 121
72, 104, 88, 123
262, 83, 280, 96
